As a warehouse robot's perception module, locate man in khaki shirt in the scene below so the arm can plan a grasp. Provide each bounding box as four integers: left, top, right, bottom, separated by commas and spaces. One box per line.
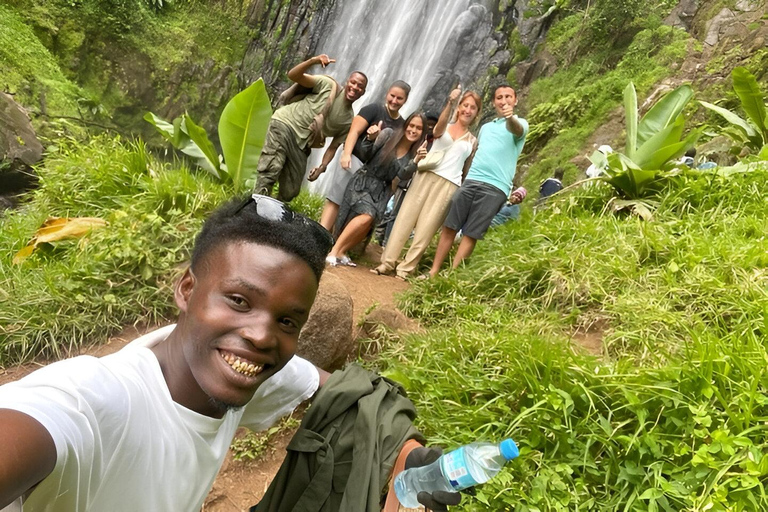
255, 55, 368, 202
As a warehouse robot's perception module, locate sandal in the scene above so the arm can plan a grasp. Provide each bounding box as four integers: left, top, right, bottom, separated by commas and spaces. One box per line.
338, 256, 357, 267
370, 266, 393, 276
325, 256, 339, 267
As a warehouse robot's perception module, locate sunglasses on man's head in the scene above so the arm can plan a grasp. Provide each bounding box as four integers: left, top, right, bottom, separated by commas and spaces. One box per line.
233, 194, 333, 246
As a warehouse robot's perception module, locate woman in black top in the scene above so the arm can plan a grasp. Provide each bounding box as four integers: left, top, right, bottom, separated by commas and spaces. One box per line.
326, 112, 428, 266
318, 81, 411, 231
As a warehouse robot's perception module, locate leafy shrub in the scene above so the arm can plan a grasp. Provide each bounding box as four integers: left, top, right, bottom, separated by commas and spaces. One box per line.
375, 167, 768, 510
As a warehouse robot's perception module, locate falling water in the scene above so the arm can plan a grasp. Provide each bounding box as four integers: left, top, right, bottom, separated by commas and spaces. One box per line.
306, 0, 485, 196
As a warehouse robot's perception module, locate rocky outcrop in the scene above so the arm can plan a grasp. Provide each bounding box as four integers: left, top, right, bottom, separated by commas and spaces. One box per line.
297, 271, 354, 371
0, 92, 43, 208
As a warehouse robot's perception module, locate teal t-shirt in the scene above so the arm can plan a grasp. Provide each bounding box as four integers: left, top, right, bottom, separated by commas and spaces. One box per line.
464, 116, 528, 196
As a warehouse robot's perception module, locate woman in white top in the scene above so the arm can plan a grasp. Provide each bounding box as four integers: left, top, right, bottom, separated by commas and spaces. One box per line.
372, 87, 481, 279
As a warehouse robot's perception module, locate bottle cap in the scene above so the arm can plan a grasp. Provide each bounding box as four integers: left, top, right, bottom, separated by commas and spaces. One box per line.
500, 439, 519, 460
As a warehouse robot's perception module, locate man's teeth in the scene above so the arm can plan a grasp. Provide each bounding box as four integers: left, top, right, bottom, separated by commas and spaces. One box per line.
222, 352, 263, 377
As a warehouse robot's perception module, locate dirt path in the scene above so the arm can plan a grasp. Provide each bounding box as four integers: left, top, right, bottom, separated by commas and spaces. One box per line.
0, 244, 413, 512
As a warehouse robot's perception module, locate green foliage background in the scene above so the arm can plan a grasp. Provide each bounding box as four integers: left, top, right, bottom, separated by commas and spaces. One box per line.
2, 0, 768, 508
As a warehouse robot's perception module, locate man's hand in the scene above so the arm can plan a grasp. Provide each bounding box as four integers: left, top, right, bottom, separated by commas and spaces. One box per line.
308, 164, 326, 182
414, 140, 428, 164
366, 121, 383, 141
404, 446, 462, 512
340, 153, 352, 170
501, 103, 515, 119
313, 54, 335, 68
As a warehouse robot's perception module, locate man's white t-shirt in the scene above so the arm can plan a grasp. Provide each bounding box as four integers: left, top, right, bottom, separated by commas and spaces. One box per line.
0, 325, 319, 511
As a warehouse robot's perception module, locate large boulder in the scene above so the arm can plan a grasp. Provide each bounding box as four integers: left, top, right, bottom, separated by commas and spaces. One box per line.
0, 92, 43, 201
297, 271, 355, 371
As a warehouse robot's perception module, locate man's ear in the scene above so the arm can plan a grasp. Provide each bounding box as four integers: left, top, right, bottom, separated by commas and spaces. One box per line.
175, 267, 196, 313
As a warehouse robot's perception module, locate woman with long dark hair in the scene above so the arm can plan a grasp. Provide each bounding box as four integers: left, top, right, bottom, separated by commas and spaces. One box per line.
372, 86, 481, 278
313, 81, 412, 231
326, 112, 428, 266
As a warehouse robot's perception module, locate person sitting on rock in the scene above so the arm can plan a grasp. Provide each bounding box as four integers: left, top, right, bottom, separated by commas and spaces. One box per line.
255, 55, 368, 202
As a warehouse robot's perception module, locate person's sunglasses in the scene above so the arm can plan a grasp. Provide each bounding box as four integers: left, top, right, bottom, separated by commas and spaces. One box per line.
233, 194, 333, 246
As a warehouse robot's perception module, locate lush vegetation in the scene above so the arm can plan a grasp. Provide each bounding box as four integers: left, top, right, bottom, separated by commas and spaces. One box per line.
0, 136, 322, 364
376, 167, 768, 510
4, 0, 768, 509
0, 0, 252, 134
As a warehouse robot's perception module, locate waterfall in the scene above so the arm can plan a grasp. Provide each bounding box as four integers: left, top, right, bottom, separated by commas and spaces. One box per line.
305, 0, 485, 197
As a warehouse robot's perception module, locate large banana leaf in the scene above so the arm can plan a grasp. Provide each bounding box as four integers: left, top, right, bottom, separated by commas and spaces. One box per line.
182, 115, 221, 178
634, 115, 685, 169
732, 67, 768, 143
637, 85, 693, 146
218, 79, 272, 192
624, 83, 638, 159
145, 111, 218, 176
145, 112, 188, 148
699, 100, 758, 139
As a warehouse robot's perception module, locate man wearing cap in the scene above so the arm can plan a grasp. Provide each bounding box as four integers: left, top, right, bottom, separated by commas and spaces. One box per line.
429, 83, 528, 277
490, 187, 527, 228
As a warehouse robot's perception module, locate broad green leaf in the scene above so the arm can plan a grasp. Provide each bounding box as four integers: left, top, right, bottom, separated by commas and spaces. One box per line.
732, 67, 768, 142
218, 79, 273, 192
634, 116, 685, 169
699, 100, 758, 139
624, 83, 638, 158
758, 144, 768, 161
181, 115, 221, 178
637, 85, 693, 146
144, 112, 177, 145
637, 130, 699, 171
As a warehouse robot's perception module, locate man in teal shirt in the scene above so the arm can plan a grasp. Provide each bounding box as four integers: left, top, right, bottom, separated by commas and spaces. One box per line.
429, 84, 528, 277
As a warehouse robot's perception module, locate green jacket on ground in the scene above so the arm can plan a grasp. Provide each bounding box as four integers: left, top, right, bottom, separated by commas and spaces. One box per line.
251, 364, 423, 512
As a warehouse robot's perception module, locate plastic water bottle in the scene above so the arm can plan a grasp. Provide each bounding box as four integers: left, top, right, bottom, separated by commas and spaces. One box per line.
394, 439, 519, 509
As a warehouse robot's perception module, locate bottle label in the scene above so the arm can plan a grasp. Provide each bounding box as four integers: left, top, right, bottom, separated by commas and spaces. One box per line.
440, 447, 475, 490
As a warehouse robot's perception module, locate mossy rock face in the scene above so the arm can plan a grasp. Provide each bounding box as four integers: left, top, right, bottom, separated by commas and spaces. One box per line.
0, 92, 42, 197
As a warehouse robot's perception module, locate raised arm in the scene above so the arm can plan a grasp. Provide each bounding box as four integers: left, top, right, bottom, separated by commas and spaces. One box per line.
286, 54, 335, 89
501, 103, 525, 138
0, 410, 56, 508
433, 86, 461, 140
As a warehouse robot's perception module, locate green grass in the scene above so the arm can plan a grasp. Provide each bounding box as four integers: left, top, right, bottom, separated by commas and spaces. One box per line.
521, 19, 693, 194
0, 135, 324, 365
371, 166, 768, 510
0, 4, 83, 117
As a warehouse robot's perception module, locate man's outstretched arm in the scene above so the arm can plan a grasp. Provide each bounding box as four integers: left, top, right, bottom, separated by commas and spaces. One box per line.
286, 54, 335, 89
501, 104, 525, 138
0, 410, 56, 508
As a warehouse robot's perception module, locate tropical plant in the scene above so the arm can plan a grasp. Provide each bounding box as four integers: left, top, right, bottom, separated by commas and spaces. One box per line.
145, 79, 272, 193
700, 67, 768, 158
595, 82, 699, 199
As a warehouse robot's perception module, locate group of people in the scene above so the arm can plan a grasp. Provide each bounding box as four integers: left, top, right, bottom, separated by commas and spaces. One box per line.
255, 53, 532, 278
0, 53, 534, 512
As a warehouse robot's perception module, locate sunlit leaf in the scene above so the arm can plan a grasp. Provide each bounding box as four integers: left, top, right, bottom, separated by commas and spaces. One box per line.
218, 79, 273, 192
13, 217, 107, 264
